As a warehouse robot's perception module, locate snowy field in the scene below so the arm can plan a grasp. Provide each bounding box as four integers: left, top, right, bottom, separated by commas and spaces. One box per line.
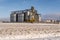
0, 23, 60, 40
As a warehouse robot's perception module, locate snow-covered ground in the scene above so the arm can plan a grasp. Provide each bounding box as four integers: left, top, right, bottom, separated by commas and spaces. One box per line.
0, 23, 60, 40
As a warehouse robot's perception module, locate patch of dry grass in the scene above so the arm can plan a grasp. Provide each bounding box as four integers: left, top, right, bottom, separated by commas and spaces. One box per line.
0, 23, 59, 36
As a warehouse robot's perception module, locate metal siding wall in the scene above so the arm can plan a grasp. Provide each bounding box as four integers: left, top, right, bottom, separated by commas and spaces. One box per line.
13, 14, 16, 22
18, 13, 24, 22
10, 13, 16, 22
39, 15, 41, 22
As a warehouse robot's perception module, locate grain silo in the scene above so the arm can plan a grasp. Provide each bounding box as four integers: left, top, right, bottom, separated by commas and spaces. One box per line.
18, 13, 24, 22
10, 13, 17, 22
10, 6, 41, 23
38, 14, 41, 22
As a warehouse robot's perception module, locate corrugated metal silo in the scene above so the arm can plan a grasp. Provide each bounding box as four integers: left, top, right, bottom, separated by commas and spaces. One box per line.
18, 13, 24, 22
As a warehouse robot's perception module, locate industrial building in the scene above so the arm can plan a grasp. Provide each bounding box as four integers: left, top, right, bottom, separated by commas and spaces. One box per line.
10, 6, 41, 23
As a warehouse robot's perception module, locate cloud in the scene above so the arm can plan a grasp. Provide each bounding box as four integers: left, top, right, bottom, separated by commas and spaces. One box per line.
43, 13, 60, 20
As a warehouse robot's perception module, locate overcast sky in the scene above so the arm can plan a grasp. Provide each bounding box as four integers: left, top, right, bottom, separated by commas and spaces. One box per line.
0, 0, 60, 18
